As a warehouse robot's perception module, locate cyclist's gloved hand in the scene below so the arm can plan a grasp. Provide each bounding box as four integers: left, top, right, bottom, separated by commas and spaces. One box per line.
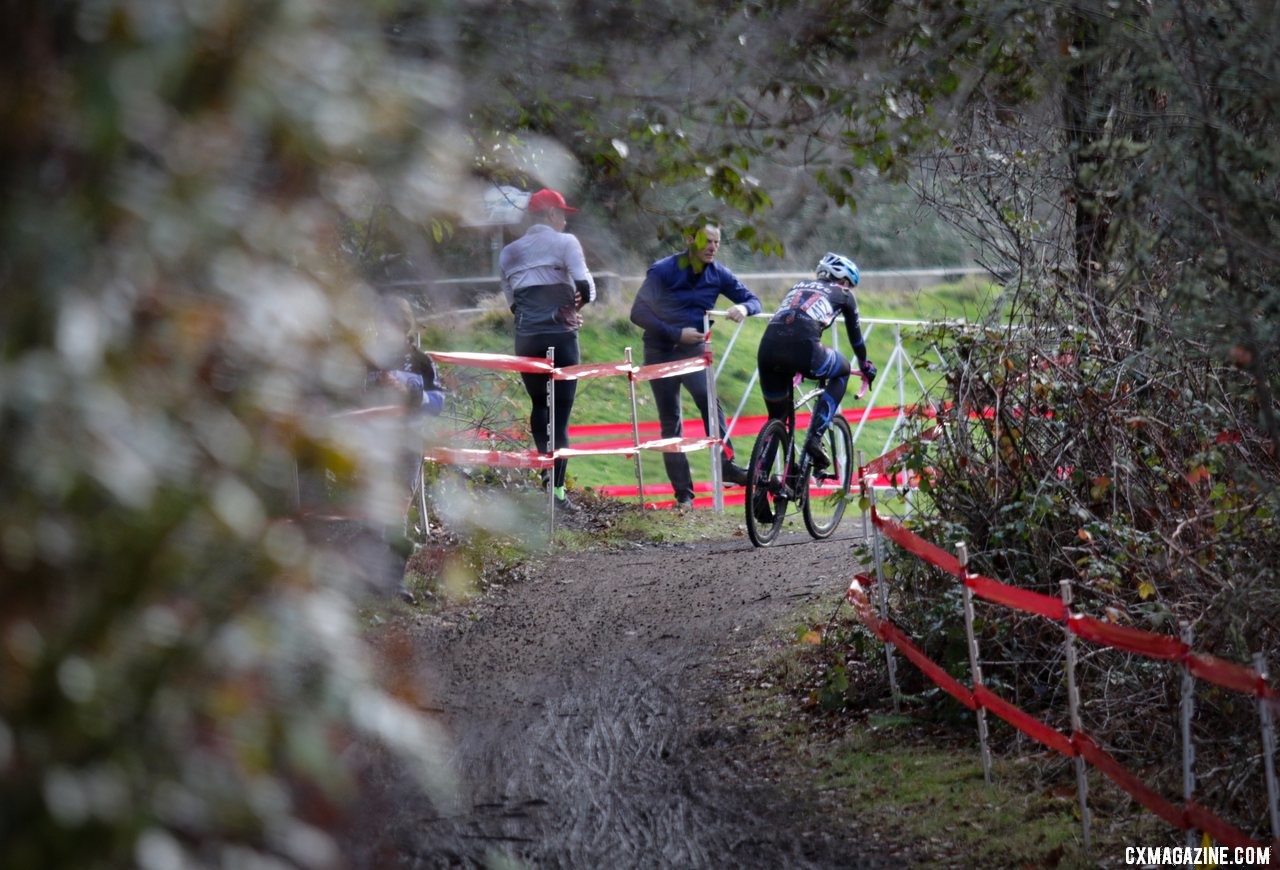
860, 361, 877, 384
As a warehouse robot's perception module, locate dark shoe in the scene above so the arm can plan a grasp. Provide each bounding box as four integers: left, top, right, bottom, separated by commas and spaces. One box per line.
804, 439, 830, 473
554, 494, 580, 513
721, 461, 750, 487
675, 496, 695, 512
751, 490, 774, 524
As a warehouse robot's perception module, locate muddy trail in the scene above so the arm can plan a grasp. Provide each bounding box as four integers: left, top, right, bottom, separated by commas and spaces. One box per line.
348, 525, 899, 869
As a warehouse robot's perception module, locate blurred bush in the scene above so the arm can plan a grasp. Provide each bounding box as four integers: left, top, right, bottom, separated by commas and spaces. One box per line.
0, 2, 470, 867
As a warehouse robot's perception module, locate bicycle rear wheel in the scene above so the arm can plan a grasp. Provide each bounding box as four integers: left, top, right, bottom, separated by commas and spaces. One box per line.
745, 418, 790, 547
802, 414, 853, 539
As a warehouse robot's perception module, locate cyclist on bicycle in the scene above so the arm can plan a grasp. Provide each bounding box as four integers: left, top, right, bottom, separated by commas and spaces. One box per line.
756, 252, 877, 478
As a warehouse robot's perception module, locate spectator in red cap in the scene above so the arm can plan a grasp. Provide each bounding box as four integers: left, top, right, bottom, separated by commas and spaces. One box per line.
499, 187, 596, 513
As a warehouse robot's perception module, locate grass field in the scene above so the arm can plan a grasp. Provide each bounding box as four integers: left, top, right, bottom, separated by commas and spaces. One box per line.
416, 277, 996, 497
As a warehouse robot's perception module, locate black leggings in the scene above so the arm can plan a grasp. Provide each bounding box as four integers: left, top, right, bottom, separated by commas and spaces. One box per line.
757, 329, 851, 443
516, 332, 580, 489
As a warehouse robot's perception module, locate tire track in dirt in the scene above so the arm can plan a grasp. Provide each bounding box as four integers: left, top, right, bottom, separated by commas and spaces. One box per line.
363, 528, 892, 868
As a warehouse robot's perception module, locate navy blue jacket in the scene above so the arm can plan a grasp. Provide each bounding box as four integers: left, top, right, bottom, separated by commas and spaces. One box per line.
629, 253, 762, 348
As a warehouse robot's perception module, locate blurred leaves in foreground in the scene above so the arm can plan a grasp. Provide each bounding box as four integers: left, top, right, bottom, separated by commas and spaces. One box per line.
0, 2, 470, 867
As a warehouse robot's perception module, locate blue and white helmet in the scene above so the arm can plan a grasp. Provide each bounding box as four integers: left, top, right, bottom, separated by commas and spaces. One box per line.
816, 252, 859, 286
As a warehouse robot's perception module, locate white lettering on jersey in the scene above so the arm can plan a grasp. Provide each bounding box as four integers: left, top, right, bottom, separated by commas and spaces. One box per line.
776, 280, 837, 326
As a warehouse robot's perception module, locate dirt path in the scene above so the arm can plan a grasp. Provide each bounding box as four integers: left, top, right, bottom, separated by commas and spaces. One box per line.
353, 524, 896, 868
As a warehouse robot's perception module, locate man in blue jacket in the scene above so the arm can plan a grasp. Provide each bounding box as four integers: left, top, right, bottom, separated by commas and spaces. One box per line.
629, 223, 762, 509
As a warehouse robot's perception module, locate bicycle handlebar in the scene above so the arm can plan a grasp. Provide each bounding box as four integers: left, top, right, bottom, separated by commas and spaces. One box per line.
855, 371, 870, 399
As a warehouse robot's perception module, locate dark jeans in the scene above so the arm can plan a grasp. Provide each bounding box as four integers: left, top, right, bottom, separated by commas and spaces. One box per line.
516, 332, 580, 489
643, 340, 738, 502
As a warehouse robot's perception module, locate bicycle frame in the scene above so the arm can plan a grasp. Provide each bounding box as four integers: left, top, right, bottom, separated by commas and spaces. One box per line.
745, 376, 855, 546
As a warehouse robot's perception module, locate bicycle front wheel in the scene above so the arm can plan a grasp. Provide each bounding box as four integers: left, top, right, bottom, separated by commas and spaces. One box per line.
803, 414, 853, 539
745, 418, 790, 547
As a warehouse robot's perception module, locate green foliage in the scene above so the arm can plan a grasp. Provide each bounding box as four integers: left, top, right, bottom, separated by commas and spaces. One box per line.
880, 311, 1280, 836
816, 735, 1158, 865
7, 0, 1280, 861
817, 662, 852, 712
1, 3, 465, 867
423, 0, 1000, 264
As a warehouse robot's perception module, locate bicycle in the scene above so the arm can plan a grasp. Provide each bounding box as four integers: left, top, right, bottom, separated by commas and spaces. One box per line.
744, 375, 861, 547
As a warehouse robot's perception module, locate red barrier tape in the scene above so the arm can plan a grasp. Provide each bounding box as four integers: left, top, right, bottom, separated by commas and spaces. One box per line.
633, 436, 721, 454
884, 623, 979, 711
632, 493, 747, 510
603, 480, 838, 500
422, 438, 725, 469
428, 350, 553, 373
553, 361, 637, 380
1072, 731, 1187, 830
831, 405, 904, 427
861, 443, 912, 479
843, 405, 903, 424
973, 685, 1076, 757
570, 413, 793, 443
860, 424, 943, 479
849, 566, 1278, 850
847, 403, 938, 427
571, 421, 649, 439
620, 493, 748, 510
429, 349, 698, 382
852, 577, 1275, 849
1068, 615, 1188, 661
1186, 652, 1270, 697
865, 472, 1277, 699
870, 508, 963, 577
965, 574, 1067, 621
845, 575, 889, 641
568, 407, 898, 442
424, 350, 915, 501
866, 472, 920, 489
855, 437, 1280, 852
332, 404, 408, 420
631, 354, 711, 383
422, 446, 553, 469
847, 576, 975, 710
1185, 801, 1264, 852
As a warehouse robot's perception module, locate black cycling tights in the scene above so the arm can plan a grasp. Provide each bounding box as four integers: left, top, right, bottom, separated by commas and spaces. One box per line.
758, 334, 850, 444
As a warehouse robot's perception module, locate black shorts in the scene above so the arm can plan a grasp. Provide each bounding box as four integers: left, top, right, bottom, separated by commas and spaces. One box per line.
756, 326, 847, 403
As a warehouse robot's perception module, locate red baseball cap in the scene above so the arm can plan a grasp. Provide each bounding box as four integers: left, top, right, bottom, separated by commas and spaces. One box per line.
526, 188, 579, 213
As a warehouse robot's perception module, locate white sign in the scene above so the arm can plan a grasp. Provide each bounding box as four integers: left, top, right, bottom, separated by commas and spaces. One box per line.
461, 185, 529, 227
